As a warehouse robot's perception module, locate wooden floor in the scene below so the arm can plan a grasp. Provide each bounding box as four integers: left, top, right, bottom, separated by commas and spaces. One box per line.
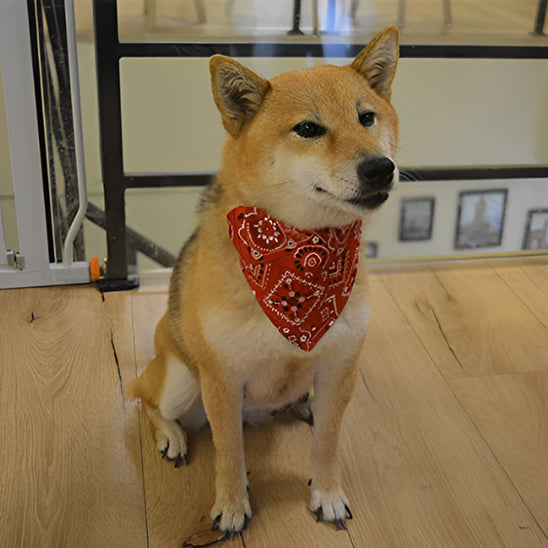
1, 257, 547, 547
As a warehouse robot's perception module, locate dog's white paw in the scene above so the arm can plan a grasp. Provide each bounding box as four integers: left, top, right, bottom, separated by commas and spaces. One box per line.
155, 420, 188, 468
309, 488, 353, 530
210, 496, 252, 534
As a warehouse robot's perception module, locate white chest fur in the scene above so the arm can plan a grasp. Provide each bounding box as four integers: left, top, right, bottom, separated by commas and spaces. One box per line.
200, 268, 371, 411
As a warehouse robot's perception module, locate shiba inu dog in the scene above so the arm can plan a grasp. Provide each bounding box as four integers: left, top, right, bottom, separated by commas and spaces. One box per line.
129, 26, 399, 537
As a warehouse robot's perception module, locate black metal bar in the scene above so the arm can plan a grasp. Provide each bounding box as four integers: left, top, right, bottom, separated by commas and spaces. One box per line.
124, 173, 213, 188
116, 41, 548, 60
94, 0, 130, 286
401, 44, 548, 59
400, 166, 548, 181
86, 203, 177, 267
288, 0, 303, 35
98, 277, 139, 292
533, 0, 547, 35
119, 167, 548, 189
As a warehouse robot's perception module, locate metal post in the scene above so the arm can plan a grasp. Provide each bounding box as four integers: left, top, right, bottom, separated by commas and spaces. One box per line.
532, 0, 547, 35
288, 0, 303, 35
94, 0, 136, 290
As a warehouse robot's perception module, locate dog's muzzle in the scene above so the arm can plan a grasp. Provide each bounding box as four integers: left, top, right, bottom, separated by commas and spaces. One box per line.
349, 156, 396, 210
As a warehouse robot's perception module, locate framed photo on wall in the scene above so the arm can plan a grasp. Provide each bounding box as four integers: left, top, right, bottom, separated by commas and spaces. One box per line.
455, 189, 507, 249
523, 209, 548, 250
399, 197, 435, 241
365, 241, 378, 259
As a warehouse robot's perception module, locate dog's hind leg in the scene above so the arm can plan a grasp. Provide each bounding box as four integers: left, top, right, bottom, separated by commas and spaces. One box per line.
141, 401, 189, 467
141, 353, 206, 467
128, 315, 206, 467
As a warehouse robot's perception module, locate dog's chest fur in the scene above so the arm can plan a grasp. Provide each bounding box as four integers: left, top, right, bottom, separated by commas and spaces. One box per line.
196, 239, 371, 411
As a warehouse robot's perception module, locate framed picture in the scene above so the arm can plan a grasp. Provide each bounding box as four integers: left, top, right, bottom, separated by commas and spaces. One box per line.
455, 189, 507, 249
523, 209, 548, 250
365, 241, 378, 259
399, 197, 435, 241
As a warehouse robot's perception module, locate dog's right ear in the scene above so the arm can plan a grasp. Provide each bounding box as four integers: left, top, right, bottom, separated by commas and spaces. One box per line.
351, 26, 399, 101
210, 55, 270, 137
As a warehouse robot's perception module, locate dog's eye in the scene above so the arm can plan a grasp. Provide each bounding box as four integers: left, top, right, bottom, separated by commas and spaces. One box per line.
359, 111, 375, 128
292, 121, 327, 139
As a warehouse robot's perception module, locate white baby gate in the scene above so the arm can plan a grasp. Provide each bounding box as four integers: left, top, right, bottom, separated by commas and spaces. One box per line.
0, 0, 90, 288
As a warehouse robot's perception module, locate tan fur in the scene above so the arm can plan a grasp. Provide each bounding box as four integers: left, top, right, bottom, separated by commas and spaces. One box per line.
128, 26, 399, 535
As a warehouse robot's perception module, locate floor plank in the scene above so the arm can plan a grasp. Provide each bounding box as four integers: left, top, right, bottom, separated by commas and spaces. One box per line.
451, 370, 548, 538
491, 259, 548, 328
342, 277, 548, 547
378, 261, 548, 379
0, 286, 147, 548
242, 415, 353, 548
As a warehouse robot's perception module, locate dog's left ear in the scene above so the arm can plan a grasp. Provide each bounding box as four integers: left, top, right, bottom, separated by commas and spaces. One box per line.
351, 26, 399, 101
210, 55, 271, 137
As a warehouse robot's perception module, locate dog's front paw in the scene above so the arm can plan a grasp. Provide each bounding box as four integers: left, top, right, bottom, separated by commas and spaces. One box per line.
210, 497, 252, 535
310, 488, 353, 530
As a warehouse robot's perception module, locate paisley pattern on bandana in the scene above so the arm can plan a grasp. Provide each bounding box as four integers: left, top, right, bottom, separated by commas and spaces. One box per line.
227, 206, 362, 351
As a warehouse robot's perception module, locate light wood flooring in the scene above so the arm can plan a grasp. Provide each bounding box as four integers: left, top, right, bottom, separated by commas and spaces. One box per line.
1, 257, 547, 547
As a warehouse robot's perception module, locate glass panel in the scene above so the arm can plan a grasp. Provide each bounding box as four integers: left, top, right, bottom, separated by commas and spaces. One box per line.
395, 58, 548, 168
116, 0, 548, 47
120, 56, 548, 174
365, 178, 548, 261
120, 179, 548, 270
125, 187, 202, 271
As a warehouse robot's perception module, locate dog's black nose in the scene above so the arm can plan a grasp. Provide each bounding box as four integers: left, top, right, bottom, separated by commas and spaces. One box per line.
357, 157, 395, 192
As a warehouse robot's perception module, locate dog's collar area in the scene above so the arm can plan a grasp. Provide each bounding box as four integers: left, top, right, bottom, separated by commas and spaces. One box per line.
227, 206, 362, 351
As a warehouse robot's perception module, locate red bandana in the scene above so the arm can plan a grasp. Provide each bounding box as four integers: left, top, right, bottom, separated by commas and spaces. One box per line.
227, 206, 362, 351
